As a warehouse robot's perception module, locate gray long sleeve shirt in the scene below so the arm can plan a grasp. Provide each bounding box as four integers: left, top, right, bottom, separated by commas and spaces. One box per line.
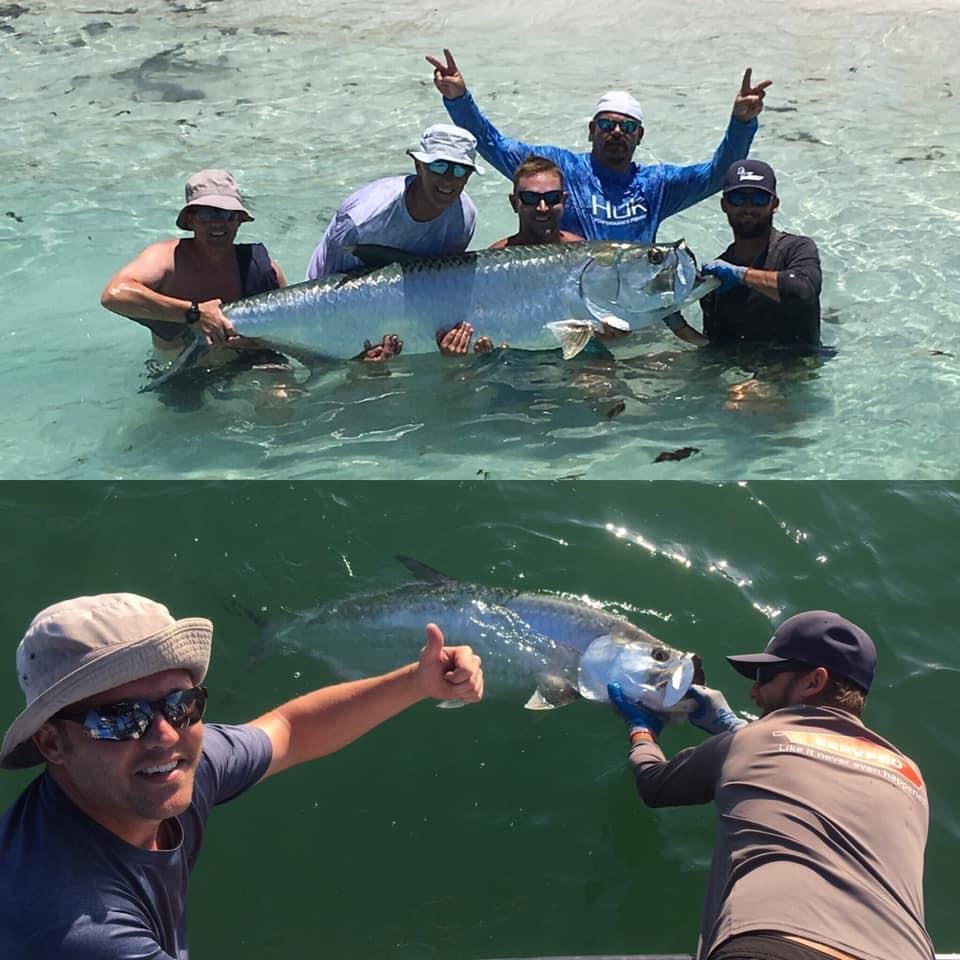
627, 705, 934, 960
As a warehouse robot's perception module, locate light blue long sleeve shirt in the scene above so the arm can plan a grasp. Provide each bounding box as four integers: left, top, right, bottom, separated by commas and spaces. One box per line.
444, 91, 757, 243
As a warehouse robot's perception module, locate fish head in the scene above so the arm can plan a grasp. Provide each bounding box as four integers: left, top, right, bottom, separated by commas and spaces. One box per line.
578, 241, 702, 327
577, 634, 701, 713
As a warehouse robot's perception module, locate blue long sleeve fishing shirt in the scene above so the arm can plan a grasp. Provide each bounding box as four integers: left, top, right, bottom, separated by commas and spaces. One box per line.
443, 91, 758, 243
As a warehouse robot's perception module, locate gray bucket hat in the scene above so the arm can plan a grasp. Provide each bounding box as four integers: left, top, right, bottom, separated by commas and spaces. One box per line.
176, 169, 254, 230
1, 593, 212, 769
407, 123, 484, 175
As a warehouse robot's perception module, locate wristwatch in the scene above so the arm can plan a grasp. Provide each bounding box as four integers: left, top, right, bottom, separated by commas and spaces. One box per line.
184, 301, 200, 325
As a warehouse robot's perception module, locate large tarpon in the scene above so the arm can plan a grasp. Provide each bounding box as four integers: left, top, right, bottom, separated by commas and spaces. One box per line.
267, 556, 705, 716
141, 239, 718, 391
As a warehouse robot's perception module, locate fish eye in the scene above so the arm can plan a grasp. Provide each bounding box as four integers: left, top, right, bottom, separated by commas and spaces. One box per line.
647, 249, 664, 265
651, 647, 670, 662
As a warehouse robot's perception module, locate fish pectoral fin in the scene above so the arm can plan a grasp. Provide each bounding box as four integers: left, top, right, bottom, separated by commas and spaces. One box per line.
583, 297, 631, 331
546, 320, 594, 359
591, 313, 630, 332
523, 677, 579, 710
436, 698, 467, 710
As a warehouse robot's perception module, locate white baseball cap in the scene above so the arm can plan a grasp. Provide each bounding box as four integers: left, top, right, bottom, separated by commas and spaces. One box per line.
593, 91, 644, 124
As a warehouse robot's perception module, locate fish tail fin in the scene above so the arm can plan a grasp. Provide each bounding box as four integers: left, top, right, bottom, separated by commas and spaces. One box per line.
139, 336, 209, 393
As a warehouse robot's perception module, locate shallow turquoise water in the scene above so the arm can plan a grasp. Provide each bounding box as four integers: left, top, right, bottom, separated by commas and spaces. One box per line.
1, 0, 958, 478
0, 481, 957, 956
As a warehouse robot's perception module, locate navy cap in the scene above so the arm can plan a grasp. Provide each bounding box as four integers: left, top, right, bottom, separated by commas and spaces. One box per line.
726, 610, 876, 692
723, 159, 777, 196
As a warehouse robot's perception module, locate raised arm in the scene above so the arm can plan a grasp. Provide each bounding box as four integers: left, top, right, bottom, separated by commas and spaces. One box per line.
659, 68, 772, 221
426, 48, 560, 179
252, 623, 483, 778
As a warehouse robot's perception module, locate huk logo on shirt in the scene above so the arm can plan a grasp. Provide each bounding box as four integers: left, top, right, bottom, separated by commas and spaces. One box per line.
591, 194, 648, 223
735, 165, 765, 183
773, 730, 924, 789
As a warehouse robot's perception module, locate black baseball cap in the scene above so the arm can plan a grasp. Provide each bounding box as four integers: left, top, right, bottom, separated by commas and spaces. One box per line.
723, 159, 777, 197
726, 610, 876, 692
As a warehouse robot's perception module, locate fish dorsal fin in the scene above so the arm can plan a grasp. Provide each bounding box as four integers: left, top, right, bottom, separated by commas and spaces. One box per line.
394, 555, 454, 585
545, 320, 594, 359
345, 244, 420, 269
523, 676, 579, 710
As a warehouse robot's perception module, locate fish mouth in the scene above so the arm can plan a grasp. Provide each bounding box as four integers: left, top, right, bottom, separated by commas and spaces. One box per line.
691, 654, 706, 686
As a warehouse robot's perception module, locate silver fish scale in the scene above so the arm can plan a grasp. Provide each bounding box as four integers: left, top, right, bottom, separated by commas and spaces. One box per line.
221, 241, 703, 359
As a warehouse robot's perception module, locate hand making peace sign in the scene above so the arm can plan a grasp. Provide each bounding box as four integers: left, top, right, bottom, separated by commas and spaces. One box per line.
426, 48, 467, 100
733, 67, 773, 122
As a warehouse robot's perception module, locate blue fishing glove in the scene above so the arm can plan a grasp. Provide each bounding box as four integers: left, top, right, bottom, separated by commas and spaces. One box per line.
608, 681, 665, 741
702, 260, 748, 294
686, 685, 748, 735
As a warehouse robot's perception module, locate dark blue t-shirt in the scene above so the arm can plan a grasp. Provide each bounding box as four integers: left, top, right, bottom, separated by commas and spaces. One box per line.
0, 723, 272, 959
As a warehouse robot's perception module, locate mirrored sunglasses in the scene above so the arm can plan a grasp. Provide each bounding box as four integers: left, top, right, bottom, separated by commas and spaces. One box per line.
726, 190, 773, 207
192, 207, 243, 222
754, 661, 808, 686
426, 160, 472, 178
516, 189, 564, 207
56, 686, 208, 741
595, 117, 641, 135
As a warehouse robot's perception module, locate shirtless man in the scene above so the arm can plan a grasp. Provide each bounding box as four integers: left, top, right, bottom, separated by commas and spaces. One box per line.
101, 169, 288, 368
489, 155, 583, 249
101, 169, 399, 371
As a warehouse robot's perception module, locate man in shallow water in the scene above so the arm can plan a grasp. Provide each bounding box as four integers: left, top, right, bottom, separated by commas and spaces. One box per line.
489, 155, 584, 249
101, 169, 397, 382
0, 592, 483, 956
440, 154, 585, 357
101, 168, 290, 368
674, 159, 823, 350
608, 610, 935, 960
306, 122, 489, 359
426, 48, 771, 243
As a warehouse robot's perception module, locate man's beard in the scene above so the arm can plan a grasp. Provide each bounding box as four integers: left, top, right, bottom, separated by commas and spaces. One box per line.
732, 212, 774, 239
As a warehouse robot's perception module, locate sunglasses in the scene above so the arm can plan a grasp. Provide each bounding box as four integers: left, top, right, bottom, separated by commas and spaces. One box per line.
595, 117, 641, 135
753, 661, 808, 686
725, 190, 773, 207
192, 207, 243, 222
426, 160, 472, 178
516, 189, 564, 207
56, 686, 208, 741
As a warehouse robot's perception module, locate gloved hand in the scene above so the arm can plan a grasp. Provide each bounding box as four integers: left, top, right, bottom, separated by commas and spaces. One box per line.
608, 682, 665, 739
702, 260, 747, 294
685, 684, 748, 735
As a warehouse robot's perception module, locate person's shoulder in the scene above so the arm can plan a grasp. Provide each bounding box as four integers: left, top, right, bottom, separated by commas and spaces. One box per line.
770, 228, 820, 257
771, 227, 817, 246
127, 236, 180, 263
339, 176, 408, 217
